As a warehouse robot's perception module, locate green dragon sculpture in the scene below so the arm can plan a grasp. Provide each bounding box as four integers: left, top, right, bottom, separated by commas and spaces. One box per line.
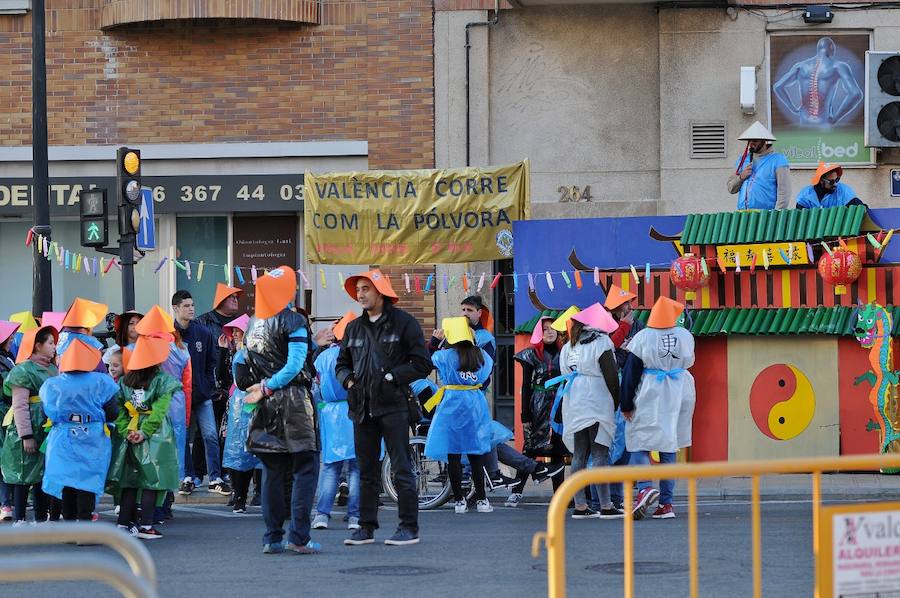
853, 303, 900, 473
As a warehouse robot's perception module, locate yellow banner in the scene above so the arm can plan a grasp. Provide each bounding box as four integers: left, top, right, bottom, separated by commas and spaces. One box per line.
716, 242, 809, 268
304, 161, 531, 264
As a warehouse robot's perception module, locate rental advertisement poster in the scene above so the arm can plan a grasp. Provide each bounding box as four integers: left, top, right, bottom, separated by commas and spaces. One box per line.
769, 33, 871, 165
304, 161, 531, 265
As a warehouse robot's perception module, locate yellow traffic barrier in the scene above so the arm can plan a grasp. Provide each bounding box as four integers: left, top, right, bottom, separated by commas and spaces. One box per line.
531, 453, 900, 598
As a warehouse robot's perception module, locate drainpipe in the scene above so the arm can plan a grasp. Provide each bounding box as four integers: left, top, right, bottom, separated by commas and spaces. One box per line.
465, 0, 501, 167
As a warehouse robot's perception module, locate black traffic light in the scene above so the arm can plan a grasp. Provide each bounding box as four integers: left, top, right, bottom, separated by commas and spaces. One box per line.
116, 146, 142, 234
79, 188, 108, 248
866, 52, 900, 147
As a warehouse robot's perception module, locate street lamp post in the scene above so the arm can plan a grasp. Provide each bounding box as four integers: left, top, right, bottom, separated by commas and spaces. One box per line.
31, 0, 52, 315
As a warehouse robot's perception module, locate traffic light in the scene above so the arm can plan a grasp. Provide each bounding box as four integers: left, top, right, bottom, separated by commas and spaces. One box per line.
79, 188, 108, 248
865, 51, 900, 147
116, 146, 142, 234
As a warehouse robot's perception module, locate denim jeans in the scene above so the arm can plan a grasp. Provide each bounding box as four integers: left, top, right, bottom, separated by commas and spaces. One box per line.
570, 423, 610, 507
630, 450, 676, 505
316, 458, 359, 518
484, 443, 538, 475
184, 400, 222, 482
609, 449, 631, 505
259, 451, 319, 546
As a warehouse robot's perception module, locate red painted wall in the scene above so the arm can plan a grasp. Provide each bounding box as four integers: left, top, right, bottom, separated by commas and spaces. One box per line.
690, 337, 730, 462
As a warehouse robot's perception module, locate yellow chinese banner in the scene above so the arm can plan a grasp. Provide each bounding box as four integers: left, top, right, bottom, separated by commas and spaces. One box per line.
716, 242, 809, 268
304, 161, 531, 265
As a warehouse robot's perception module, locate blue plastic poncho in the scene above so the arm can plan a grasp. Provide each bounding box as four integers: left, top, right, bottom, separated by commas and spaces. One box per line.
223, 350, 260, 472
424, 348, 494, 462
40, 371, 118, 498
314, 345, 355, 464
795, 182, 858, 209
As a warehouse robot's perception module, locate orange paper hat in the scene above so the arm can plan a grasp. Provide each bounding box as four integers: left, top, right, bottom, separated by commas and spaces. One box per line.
59, 338, 101, 373
213, 283, 243, 309
344, 269, 399, 304
811, 162, 843, 185
135, 305, 175, 335
40, 312, 66, 332
647, 296, 685, 329
9, 311, 38, 332
603, 285, 637, 310
15, 325, 58, 364
530, 316, 553, 345
223, 314, 250, 340
333, 310, 358, 342
62, 297, 108, 330
571, 302, 619, 333
255, 266, 297, 319
125, 334, 172, 371
0, 320, 21, 345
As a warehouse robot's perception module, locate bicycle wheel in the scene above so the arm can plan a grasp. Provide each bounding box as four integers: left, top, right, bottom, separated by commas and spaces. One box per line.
381, 436, 452, 510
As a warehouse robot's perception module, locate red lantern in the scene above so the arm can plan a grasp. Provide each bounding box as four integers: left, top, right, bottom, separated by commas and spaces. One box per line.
817, 248, 862, 295
670, 253, 710, 301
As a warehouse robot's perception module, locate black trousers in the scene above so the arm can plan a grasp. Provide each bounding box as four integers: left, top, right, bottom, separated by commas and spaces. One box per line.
61, 487, 95, 521
354, 410, 417, 533
231, 469, 253, 507
118, 488, 157, 527
13, 484, 49, 522
448, 454, 486, 502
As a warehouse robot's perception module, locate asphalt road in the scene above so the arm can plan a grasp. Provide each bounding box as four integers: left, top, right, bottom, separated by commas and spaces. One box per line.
0, 496, 847, 597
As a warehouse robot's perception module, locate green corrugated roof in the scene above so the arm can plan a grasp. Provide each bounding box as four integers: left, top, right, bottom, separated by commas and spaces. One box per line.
513, 309, 565, 334
680, 206, 869, 246
629, 306, 900, 336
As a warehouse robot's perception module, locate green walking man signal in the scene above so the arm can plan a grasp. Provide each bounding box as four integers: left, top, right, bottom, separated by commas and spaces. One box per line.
79, 188, 108, 248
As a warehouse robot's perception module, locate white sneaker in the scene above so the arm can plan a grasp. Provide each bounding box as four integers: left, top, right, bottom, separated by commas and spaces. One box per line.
454, 500, 468, 514
505, 493, 523, 508
347, 516, 360, 530
12, 520, 27, 528
476, 499, 493, 513
117, 524, 138, 537
311, 513, 329, 529
0, 506, 12, 521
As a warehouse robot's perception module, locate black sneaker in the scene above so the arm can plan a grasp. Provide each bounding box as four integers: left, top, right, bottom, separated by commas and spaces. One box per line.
136, 526, 163, 540
487, 471, 519, 490
233, 502, 247, 514
599, 506, 625, 519
227, 493, 235, 507
250, 494, 261, 507
384, 528, 419, 546
337, 482, 349, 507
209, 479, 232, 496
533, 463, 566, 484
571, 507, 601, 519
178, 478, 195, 496
612, 501, 625, 512
344, 527, 375, 546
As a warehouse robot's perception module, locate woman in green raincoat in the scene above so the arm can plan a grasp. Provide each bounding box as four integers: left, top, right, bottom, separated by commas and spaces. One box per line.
108, 332, 181, 540
1, 325, 58, 524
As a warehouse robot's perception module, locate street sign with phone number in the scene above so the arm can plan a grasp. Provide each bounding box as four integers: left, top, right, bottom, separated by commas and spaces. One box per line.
0, 174, 304, 216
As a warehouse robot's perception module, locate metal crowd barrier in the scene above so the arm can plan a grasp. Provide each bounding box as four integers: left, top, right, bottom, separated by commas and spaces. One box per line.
0, 522, 157, 598
531, 453, 900, 598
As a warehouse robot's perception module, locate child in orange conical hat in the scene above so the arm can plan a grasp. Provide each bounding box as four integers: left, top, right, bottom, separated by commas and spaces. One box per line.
620, 296, 695, 521
1, 325, 58, 524
40, 339, 119, 520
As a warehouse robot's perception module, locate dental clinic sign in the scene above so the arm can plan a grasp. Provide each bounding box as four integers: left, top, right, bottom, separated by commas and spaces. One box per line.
769, 33, 873, 165
818, 502, 900, 596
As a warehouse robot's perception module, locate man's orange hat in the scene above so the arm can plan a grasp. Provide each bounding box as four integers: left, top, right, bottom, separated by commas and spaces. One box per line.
59, 338, 101, 373
125, 334, 171, 371
15, 325, 58, 364
344, 269, 399, 304
333, 310, 358, 342
647, 296, 685, 329
61, 297, 108, 330
811, 162, 843, 185
255, 266, 297, 319
212, 283, 243, 310
603, 285, 637, 310
135, 305, 175, 335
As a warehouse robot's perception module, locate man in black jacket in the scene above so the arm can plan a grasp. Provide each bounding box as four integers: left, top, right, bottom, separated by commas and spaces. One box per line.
336, 269, 432, 547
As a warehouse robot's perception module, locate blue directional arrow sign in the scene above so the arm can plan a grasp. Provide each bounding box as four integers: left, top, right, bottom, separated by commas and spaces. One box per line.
136, 187, 156, 251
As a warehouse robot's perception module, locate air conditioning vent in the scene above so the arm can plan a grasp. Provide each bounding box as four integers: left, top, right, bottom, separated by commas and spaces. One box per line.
690, 122, 727, 159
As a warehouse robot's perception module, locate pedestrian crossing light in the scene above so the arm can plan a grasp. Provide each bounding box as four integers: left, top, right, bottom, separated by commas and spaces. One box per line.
117, 146, 142, 233
79, 188, 108, 248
